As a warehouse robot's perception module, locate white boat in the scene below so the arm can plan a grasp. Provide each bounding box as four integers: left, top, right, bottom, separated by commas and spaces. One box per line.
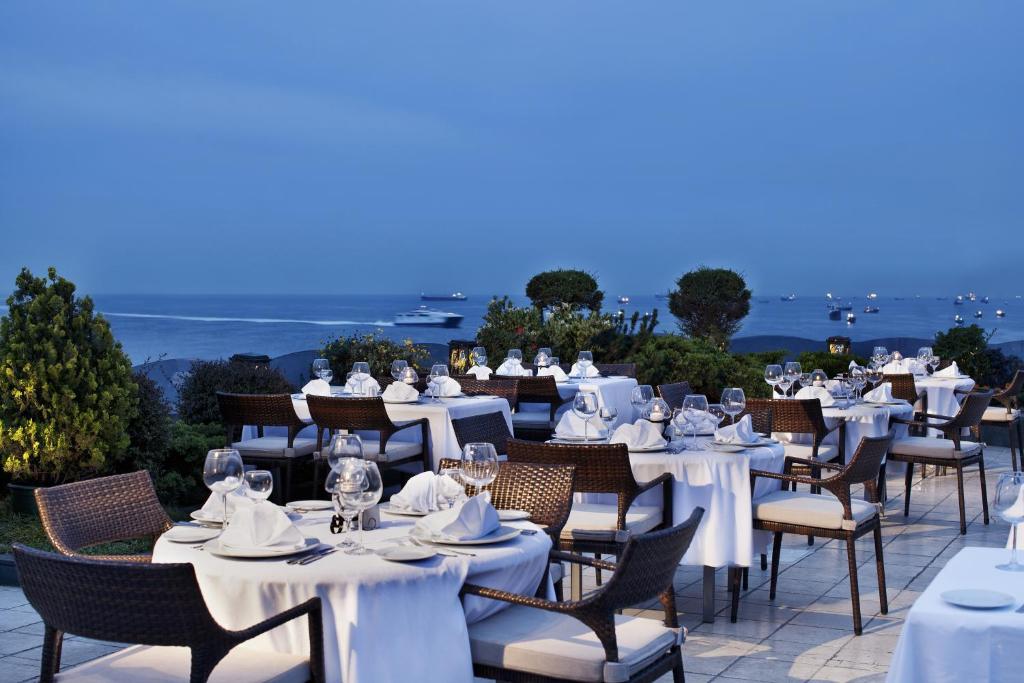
780, 294, 796, 302
954, 295, 964, 305
393, 306, 463, 328
954, 314, 964, 325
867, 292, 878, 300
617, 295, 630, 304
421, 291, 467, 301
996, 309, 1006, 318
974, 310, 983, 319
846, 312, 857, 324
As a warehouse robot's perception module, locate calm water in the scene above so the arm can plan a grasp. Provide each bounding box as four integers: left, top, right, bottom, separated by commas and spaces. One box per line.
85, 293, 1024, 363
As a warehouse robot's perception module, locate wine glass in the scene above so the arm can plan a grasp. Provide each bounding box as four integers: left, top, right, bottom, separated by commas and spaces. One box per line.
549, 356, 560, 371
243, 469, 273, 505
928, 355, 940, 374
849, 365, 866, 400
630, 385, 655, 419
534, 347, 553, 367
461, 442, 500, 494
799, 372, 812, 391
341, 460, 383, 555
917, 347, 932, 370
507, 349, 523, 364
391, 359, 408, 381
438, 467, 464, 509
577, 351, 594, 377
707, 404, 726, 431
401, 366, 419, 386
721, 387, 746, 424
682, 394, 709, 449
765, 365, 783, 395
599, 406, 618, 430
312, 358, 330, 381
326, 433, 363, 471
429, 363, 449, 402
471, 347, 488, 368
334, 463, 368, 551
203, 449, 244, 529
872, 346, 890, 367
572, 391, 599, 441
809, 368, 829, 387
784, 362, 802, 398
866, 363, 883, 389
352, 362, 371, 395
993, 472, 1024, 571
325, 468, 356, 547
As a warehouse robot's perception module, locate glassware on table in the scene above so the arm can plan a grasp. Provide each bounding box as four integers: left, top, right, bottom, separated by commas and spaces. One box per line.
325, 468, 356, 547
928, 355, 940, 374
764, 365, 783, 395
872, 346, 890, 367
599, 405, 618, 429
400, 366, 419, 386
429, 363, 449, 402
866, 363, 883, 388
707, 404, 726, 428
809, 368, 829, 387
471, 347, 488, 368
320, 368, 333, 385
643, 398, 671, 423
203, 449, 244, 529
391, 360, 408, 381
460, 442, 500, 494
438, 467, 464, 509
577, 351, 594, 377
572, 391, 600, 441
534, 348, 553, 367
326, 433, 364, 471
630, 385, 655, 418
849, 365, 866, 400
352, 362, 371, 395
312, 358, 330, 381
916, 347, 932, 369
681, 394, 709, 449
340, 460, 383, 555
799, 372, 812, 391
993, 472, 1024, 571
549, 356, 560, 370
507, 349, 523, 364
783, 362, 802, 398
721, 387, 746, 424
242, 469, 273, 505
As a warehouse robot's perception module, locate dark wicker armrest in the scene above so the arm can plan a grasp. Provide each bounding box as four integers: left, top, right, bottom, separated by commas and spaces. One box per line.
751, 468, 834, 489
461, 583, 576, 613
391, 417, 429, 434
233, 597, 322, 642
891, 416, 948, 430
634, 472, 673, 498
919, 412, 955, 421
549, 550, 618, 572
783, 456, 844, 473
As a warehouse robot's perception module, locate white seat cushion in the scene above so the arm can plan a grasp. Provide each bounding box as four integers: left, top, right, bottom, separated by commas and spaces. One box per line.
233, 436, 316, 458
983, 406, 1020, 422
754, 490, 878, 531
889, 436, 982, 459
563, 502, 662, 542
781, 442, 841, 462
511, 410, 554, 429
358, 438, 423, 463
55, 644, 309, 683
468, 606, 681, 682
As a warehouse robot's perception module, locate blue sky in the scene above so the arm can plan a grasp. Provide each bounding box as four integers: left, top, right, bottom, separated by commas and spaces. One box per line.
1, 2, 1021, 297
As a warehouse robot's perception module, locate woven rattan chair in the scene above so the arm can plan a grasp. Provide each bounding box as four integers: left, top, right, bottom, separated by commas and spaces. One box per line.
13, 544, 324, 683
217, 392, 316, 504
35, 471, 172, 564
594, 362, 637, 378
461, 508, 703, 683
451, 411, 513, 458
504, 376, 568, 441
973, 369, 1024, 471
455, 376, 519, 406
507, 439, 673, 600
747, 434, 892, 634
656, 382, 693, 411
771, 397, 845, 474
889, 390, 993, 534
737, 397, 773, 436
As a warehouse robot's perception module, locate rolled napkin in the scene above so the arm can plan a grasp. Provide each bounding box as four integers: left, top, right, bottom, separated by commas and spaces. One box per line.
537, 365, 569, 382
466, 365, 492, 379
495, 359, 531, 376
569, 363, 600, 378
714, 414, 758, 445
795, 385, 837, 407
864, 382, 896, 403
428, 376, 462, 397
345, 372, 381, 395
382, 381, 419, 402
673, 410, 720, 435
390, 471, 441, 513
934, 361, 961, 378
414, 493, 499, 541
554, 410, 608, 440
301, 379, 332, 396
200, 490, 252, 521
218, 503, 305, 549
610, 419, 667, 450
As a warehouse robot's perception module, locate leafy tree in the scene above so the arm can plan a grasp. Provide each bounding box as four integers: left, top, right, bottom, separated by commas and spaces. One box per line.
475, 297, 547, 366
525, 269, 604, 312
668, 267, 751, 350
176, 359, 294, 425
796, 351, 869, 379
320, 332, 431, 379
0, 267, 138, 484
934, 325, 993, 384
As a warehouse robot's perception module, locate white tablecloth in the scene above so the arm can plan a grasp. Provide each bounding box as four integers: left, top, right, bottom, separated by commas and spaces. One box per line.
915, 375, 975, 436
776, 400, 914, 460
548, 376, 638, 429
154, 510, 551, 683
887, 547, 1024, 683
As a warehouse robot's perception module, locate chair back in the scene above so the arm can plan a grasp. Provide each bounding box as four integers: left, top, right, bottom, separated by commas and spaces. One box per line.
737, 397, 773, 435
838, 434, 893, 489
451, 411, 512, 455
994, 370, 1024, 410
882, 374, 920, 404
948, 390, 995, 431
770, 398, 830, 442
656, 382, 692, 411
307, 395, 396, 452
35, 471, 172, 558
506, 376, 564, 419
506, 439, 639, 505
595, 363, 637, 378
456, 377, 519, 407
216, 392, 305, 444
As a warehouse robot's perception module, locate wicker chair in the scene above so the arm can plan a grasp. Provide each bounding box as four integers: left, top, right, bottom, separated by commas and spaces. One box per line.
889, 390, 994, 534
974, 369, 1024, 471
461, 508, 703, 683
455, 377, 519, 407
747, 434, 893, 634
737, 397, 774, 436
595, 362, 637, 378
771, 397, 845, 473
451, 411, 513, 458
13, 544, 324, 683
506, 439, 673, 600
216, 392, 316, 504
656, 382, 692, 411
35, 471, 172, 564
504, 375, 568, 441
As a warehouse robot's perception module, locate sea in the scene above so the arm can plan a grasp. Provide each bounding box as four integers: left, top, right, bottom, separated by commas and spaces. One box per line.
78, 293, 1024, 364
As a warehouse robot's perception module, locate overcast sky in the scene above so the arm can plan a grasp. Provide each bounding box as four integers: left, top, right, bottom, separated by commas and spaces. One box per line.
1, 1, 1021, 297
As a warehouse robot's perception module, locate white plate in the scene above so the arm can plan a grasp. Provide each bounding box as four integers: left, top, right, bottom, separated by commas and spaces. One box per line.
628, 444, 669, 453
707, 443, 748, 453
934, 375, 968, 381
553, 432, 609, 442
383, 397, 419, 404
380, 502, 429, 517
377, 546, 437, 562
205, 537, 320, 559
162, 525, 221, 544
865, 400, 904, 406
415, 525, 522, 546
190, 510, 224, 525
712, 439, 759, 448
941, 589, 1016, 610
497, 509, 531, 521
285, 500, 334, 512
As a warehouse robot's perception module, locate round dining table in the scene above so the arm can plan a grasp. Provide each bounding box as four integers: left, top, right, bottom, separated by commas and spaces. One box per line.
154, 510, 552, 683
914, 374, 975, 436
774, 399, 914, 460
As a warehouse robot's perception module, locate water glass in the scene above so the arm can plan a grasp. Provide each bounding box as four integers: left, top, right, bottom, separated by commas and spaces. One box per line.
849, 365, 866, 400
507, 349, 523, 364
577, 351, 594, 376
872, 346, 889, 367
327, 433, 363, 471
682, 394, 709, 448
993, 472, 1024, 572
721, 387, 746, 424
438, 467, 464, 508
243, 470, 274, 505
764, 365, 783, 393
461, 442, 500, 492
809, 368, 829, 387
352, 362, 371, 395
783, 362, 802, 397
401, 366, 419, 385
534, 347, 553, 367
312, 358, 330, 381
599, 406, 618, 429
429, 363, 449, 402
341, 460, 383, 555
572, 391, 599, 441
203, 449, 244, 528
471, 347, 488, 368
391, 359, 408, 381
320, 368, 333, 384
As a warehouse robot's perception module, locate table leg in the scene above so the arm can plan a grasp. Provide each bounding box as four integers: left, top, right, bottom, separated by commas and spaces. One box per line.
703, 565, 716, 623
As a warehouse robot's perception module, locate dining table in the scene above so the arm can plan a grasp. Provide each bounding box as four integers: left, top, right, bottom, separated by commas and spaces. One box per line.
914, 374, 975, 436
543, 375, 639, 429
154, 509, 552, 683
774, 398, 915, 459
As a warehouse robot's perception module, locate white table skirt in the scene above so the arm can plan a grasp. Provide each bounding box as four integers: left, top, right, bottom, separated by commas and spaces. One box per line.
915, 375, 975, 436
887, 547, 1024, 683
154, 511, 552, 683
544, 376, 639, 429
776, 401, 914, 460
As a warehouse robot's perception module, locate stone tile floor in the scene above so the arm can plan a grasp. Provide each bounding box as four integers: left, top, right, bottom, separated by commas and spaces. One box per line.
0, 446, 1015, 682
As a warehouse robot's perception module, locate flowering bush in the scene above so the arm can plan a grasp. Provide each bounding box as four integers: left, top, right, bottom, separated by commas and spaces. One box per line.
475, 297, 547, 365
320, 331, 431, 379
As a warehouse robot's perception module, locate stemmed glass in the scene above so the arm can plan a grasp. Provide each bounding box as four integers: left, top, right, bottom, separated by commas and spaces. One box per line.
326, 433, 363, 471
682, 395, 709, 449
534, 348, 553, 368
471, 347, 488, 368
461, 442, 500, 496
784, 362, 802, 398
400, 366, 419, 386
928, 355, 940, 374
993, 472, 1024, 571
764, 365, 783, 396
391, 360, 408, 381
866, 363, 883, 389
707, 404, 726, 429
325, 468, 357, 548
242, 470, 273, 505
549, 356, 560, 371
872, 346, 890, 368
644, 398, 671, 423
429, 363, 449, 402
572, 391, 599, 441
916, 347, 932, 374
799, 372, 812, 391
352, 362, 371, 396
507, 349, 523, 365
630, 385, 655, 419
849, 365, 866, 401
599, 406, 618, 431
312, 358, 330, 382
320, 368, 333, 385
438, 467, 464, 508
340, 460, 383, 555
810, 368, 829, 387
721, 388, 746, 424
577, 351, 594, 378
203, 449, 244, 530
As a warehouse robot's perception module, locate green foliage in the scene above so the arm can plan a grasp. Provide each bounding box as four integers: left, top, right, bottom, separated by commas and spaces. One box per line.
0, 267, 138, 484
525, 269, 604, 312
594, 309, 661, 362
796, 351, 869, 379
934, 325, 992, 383
123, 372, 172, 476
668, 267, 752, 350
176, 359, 294, 425
543, 305, 617, 363
146, 421, 226, 505
475, 297, 547, 364
320, 331, 432, 378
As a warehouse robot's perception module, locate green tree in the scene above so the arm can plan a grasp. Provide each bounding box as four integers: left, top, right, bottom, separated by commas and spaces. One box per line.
475, 297, 547, 365
320, 331, 432, 379
668, 267, 751, 350
0, 267, 138, 484
628, 334, 774, 400
525, 269, 604, 312
176, 359, 295, 425
934, 324, 992, 383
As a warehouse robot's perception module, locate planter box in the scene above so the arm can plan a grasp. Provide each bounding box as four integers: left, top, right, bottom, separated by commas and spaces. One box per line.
7, 483, 41, 517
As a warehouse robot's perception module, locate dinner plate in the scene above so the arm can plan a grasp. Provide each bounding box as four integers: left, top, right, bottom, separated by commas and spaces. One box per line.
553, 432, 610, 442
205, 537, 320, 559
415, 525, 522, 546
380, 502, 430, 517
162, 525, 221, 544
497, 509, 531, 521
382, 397, 419, 404
377, 545, 437, 562
940, 589, 1015, 610
285, 500, 334, 512
707, 443, 748, 453
627, 444, 669, 453
189, 510, 224, 525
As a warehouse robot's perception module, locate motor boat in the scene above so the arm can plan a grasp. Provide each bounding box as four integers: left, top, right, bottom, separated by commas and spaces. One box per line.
954, 295, 964, 305
780, 294, 796, 301
954, 314, 964, 325
867, 292, 878, 300
654, 293, 669, 300
864, 305, 879, 313
394, 306, 463, 328
846, 312, 857, 324
967, 291, 977, 302
974, 310, 984, 319
617, 295, 631, 304
827, 304, 841, 320
996, 309, 1006, 318
981, 296, 990, 304
420, 292, 467, 301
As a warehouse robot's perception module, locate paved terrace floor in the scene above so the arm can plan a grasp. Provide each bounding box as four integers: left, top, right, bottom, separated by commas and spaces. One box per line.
0, 445, 1015, 683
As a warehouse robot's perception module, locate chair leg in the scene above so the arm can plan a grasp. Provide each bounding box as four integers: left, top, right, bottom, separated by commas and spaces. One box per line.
595, 553, 602, 586
877, 461, 888, 503
846, 536, 863, 636
903, 460, 914, 517
41, 625, 63, 679
955, 464, 967, 535
742, 567, 749, 590
553, 576, 564, 602
761, 553, 768, 571
1008, 423, 1019, 472
769, 532, 782, 600
874, 524, 888, 615
570, 561, 583, 601
730, 567, 741, 623
672, 650, 686, 683
979, 453, 990, 525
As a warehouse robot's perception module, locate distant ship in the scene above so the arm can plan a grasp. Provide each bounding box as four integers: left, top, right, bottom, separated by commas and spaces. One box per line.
654, 293, 670, 300
864, 305, 880, 314
954, 295, 964, 305
846, 312, 857, 324
954, 314, 964, 325
967, 291, 977, 302
394, 306, 463, 328
974, 310, 984, 319
617, 295, 631, 304
421, 292, 467, 302
780, 294, 796, 302
827, 304, 841, 320
996, 309, 1006, 318
981, 296, 990, 304
867, 292, 878, 300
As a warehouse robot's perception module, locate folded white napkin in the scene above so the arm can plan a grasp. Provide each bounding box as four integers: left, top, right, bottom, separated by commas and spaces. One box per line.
428, 376, 462, 397
495, 359, 531, 376
848, 360, 859, 371
795, 385, 837, 407
934, 362, 961, 377
569, 363, 600, 378
301, 379, 331, 396
200, 490, 252, 521
714, 414, 758, 444
610, 419, 667, 450
882, 359, 925, 375
537, 365, 569, 382
390, 471, 464, 513
554, 411, 608, 440
673, 410, 719, 435
382, 381, 419, 402
345, 373, 381, 394
466, 365, 492, 379
414, 493, 499, 541
218, 503, 305, 549
864, 382, 896, 403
